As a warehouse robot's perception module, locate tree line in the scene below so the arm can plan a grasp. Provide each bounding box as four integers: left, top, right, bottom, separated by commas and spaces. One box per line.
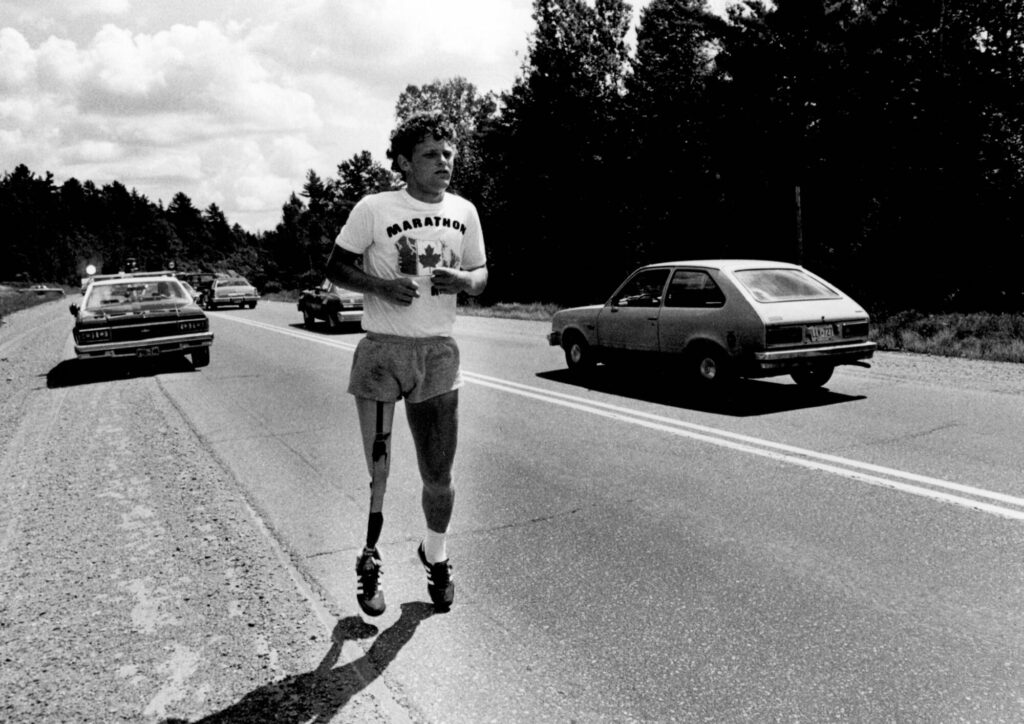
3, 0, 1023, 315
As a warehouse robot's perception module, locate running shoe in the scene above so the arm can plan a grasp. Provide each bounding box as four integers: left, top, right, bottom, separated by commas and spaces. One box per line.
355, 547, 385, 617
417, 542, 454, 612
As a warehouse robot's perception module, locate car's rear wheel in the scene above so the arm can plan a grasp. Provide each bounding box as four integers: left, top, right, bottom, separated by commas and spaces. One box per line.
302, 309, 315, 329
563, 332, 595, 374
791, 365, 834, 387
685, 344, 732, 392
192, 347, 210, 368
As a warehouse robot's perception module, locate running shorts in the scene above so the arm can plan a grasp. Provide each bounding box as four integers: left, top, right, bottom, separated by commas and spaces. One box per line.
347, 333, 462, 403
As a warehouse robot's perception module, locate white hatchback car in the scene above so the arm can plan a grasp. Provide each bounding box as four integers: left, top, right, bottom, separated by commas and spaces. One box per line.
548, 259, 876, 390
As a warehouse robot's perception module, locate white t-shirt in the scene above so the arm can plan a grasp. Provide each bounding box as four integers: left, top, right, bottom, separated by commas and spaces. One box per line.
335, 189, 486, 337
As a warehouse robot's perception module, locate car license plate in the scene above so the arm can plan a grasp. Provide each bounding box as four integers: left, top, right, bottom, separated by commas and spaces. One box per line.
807, 324, 835, 342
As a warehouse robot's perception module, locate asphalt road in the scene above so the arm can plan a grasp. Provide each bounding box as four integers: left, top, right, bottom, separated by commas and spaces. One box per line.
4, 298, 1023, 722
157, 301, 1024, 723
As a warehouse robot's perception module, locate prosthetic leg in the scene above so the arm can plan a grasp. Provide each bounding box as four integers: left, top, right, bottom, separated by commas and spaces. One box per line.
366, 400, 391, 547
355, 399, 394, 617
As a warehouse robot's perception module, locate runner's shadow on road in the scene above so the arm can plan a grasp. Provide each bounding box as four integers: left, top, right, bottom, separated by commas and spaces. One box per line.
168, 602, 433, 724
45, 356, 198, 388
537, 367, 866, 417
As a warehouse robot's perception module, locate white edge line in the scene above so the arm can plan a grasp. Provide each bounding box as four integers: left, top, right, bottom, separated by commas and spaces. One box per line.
465, 371, 1024, 511
465, 376, 1024, 521
217, 315, 1024, 520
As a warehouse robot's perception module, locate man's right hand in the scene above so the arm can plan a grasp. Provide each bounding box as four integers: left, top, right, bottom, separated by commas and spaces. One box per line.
382, 277, 420, 306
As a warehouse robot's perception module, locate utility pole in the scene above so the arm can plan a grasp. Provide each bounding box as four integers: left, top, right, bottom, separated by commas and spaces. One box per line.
794, 183, 804, 265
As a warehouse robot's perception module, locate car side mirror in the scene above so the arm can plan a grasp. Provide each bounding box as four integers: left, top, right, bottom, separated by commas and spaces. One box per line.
69, 303, 79, 316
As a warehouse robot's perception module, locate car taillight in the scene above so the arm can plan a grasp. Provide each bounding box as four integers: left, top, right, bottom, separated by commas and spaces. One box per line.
765, 325, 803, 346
79, 328, 111, 342
842, 321, 869, 338
179, 319, 208, 332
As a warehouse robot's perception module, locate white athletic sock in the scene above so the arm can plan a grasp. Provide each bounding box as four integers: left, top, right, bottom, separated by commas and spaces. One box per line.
424, 529, 448, 563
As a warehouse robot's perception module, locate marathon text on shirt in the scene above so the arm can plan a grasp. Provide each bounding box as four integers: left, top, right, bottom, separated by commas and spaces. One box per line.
386, 217, 468, 238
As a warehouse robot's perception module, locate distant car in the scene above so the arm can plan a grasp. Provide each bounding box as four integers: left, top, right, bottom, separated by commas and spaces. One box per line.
25, 283, 65, 296
547, 259, 876, 390
205, 277, 259, 309
69, 274, 213, 367
298, 279, 364, 330
177, 272, 216, 307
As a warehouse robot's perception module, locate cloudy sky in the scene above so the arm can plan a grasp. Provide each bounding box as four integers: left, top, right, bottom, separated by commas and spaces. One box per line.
1, 0, 728, 233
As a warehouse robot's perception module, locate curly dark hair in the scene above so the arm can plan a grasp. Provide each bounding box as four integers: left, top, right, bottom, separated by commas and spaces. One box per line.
386, 111, 458, 173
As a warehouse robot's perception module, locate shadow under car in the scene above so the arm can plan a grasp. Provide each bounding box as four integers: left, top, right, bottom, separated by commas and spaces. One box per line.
535, 365, 866, 417
46, 355, 199, 389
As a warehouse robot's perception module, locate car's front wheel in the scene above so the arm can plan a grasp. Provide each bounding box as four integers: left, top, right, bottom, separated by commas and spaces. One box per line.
563, 333, 595, 374
791, 365, 834, 387
192, 347, 210, 368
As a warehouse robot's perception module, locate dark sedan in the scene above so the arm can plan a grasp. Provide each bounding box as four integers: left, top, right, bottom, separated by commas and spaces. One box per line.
70, 274, 213, 367
298, 279, 363, 330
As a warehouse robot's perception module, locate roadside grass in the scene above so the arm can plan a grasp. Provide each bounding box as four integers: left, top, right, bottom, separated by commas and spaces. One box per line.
458, 301, 561, 321
871, 310, 1024, 364
0, 285, 71, 327
261, 290, 299, 303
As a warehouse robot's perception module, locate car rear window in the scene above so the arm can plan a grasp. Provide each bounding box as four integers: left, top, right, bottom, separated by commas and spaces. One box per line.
85, 280, 189, 309
734, 269, 840, 302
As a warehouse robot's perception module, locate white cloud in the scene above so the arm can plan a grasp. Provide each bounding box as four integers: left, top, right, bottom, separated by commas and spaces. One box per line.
0, 27, 35, 88
36, 36, 86, 87
67, 0, 132, 17
65, 139, 122, 164
0, 0, 734, 232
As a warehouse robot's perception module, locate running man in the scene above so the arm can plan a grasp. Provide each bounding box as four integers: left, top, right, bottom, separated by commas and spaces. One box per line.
325, 111, 487, 615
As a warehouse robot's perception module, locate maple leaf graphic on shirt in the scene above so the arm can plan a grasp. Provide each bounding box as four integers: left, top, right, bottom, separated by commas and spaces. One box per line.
418, 244, 442, 270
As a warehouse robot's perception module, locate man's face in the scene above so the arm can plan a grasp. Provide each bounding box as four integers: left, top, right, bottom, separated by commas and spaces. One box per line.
399, 135, 456, 203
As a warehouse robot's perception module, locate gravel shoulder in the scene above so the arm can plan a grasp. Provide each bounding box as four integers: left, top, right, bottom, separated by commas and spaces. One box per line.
857, 349, 1024, 396
0, 301, 408, 723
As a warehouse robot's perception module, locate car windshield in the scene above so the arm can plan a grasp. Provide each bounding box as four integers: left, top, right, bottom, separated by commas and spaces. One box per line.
734, 269, 840, 302
84, 280, 190, 310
